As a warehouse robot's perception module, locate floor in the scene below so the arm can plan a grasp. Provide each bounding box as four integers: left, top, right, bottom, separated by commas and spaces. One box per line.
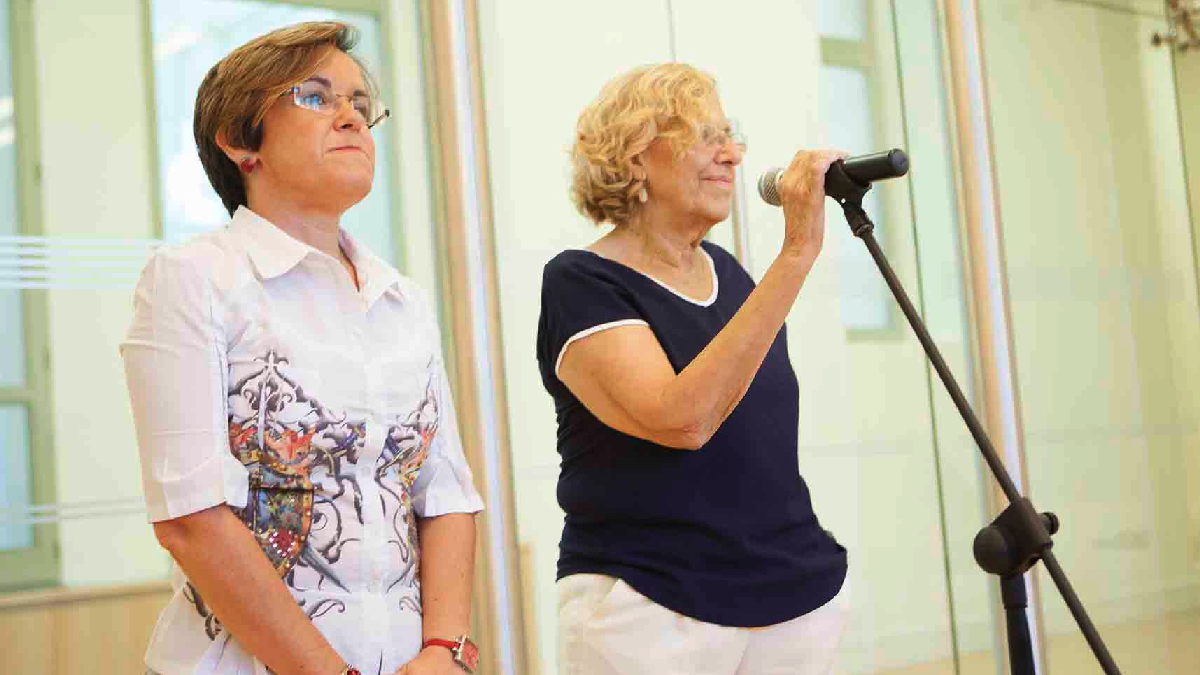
871, 609, 1200, 675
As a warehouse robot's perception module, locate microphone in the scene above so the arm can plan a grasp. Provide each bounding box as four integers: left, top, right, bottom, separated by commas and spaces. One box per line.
757, 149, 909, 206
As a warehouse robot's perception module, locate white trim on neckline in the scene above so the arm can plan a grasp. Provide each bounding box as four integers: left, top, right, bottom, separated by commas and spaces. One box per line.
576, 247, 719, 307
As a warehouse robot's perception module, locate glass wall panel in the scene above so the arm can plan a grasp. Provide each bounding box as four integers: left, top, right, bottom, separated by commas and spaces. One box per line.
0, 0, 55, 592
892, 2, 1003, 673
0, 0, 27, 553
979, 1, 1200, 672
674, 3, 971, 672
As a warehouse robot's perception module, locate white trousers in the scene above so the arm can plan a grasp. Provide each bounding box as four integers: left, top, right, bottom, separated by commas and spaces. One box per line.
557, 574, 851, 675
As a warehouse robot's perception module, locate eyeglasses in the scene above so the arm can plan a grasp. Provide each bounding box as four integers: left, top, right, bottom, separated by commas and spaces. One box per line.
697, 123, 747, 153
287, 80, 390, 129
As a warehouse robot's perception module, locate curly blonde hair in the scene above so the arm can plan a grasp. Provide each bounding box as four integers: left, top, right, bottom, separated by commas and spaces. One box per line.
570, 63, 718, 227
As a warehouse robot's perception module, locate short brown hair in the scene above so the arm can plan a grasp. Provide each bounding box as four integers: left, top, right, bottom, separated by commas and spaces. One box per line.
193, 21, 380, 216
570, 63, 718, 227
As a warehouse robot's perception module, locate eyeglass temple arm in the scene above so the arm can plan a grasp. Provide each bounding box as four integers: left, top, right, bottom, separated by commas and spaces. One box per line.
368, 109, 390, 129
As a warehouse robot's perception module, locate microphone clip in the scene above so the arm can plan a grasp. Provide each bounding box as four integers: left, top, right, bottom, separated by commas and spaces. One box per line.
826, 161, 874, 238
825, 160, 872, 206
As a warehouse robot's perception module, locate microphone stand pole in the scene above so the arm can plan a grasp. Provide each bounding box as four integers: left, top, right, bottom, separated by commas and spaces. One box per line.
824, 162, 1122, 675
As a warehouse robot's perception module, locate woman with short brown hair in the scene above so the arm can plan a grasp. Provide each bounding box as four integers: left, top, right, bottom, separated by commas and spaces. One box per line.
123, 22, 482, 675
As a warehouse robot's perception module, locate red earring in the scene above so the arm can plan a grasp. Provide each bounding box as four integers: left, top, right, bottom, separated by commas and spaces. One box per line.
240, 157, 255, 174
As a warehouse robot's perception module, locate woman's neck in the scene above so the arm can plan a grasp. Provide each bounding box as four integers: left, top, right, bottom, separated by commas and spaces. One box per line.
246, 197, 360, 291
610, 213, 709, 271
248, 199, 342, 260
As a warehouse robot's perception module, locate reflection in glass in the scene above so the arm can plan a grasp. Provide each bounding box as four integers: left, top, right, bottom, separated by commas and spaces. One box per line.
979, 1, 1200, 672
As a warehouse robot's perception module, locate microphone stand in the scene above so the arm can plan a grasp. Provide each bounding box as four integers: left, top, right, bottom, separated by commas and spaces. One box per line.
824, 160, 1122, 675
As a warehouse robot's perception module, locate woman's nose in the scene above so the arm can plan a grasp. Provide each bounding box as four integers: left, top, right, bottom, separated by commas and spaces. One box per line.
333, 98, 366, 131
717, 141, 744, 165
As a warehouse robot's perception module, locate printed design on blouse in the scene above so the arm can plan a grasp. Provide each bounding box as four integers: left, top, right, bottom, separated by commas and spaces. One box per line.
378, 362, 439, 606
224, 350, 366, 584
185, 351, 439, 635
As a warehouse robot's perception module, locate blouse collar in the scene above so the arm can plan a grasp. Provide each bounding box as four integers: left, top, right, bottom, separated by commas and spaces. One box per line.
232, 205, 404, 305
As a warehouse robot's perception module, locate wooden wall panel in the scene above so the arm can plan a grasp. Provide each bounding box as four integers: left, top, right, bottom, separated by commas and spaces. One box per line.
0, 583, 170, 675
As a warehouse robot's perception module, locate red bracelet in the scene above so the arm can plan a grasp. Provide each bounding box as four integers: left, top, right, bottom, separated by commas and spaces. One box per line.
421, 636, 479, 673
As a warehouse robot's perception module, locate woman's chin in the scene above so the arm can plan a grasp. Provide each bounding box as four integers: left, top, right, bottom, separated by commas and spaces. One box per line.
319, 177, 374, 212
701, 204, 732, 224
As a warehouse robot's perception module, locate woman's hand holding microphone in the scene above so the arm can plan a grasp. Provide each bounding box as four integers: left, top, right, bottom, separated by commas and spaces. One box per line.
776, 149, 848, 267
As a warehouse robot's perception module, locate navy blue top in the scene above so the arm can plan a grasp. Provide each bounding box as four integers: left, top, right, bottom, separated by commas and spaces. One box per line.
536, 241, 847, 627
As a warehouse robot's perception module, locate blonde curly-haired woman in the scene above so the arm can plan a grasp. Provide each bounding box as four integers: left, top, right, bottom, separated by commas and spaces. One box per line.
539, 63, 851, 675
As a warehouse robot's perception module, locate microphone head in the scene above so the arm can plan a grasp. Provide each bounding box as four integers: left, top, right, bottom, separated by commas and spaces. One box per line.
757, 167, 784, 206
886, 149, 910, 177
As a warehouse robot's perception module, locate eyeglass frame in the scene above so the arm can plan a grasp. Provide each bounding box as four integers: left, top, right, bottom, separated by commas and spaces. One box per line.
282, 80, 391, 130
696, 121, 748, 153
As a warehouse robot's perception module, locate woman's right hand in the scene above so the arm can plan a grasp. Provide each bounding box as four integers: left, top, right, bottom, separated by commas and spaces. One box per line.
777, 149, 847, 262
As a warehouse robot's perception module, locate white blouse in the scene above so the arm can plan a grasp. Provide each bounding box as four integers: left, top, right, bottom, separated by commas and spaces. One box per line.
121, 206, 484, 675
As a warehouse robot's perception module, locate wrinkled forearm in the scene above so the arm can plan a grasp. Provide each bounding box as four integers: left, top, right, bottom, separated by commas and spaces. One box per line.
650, 251, 813, 446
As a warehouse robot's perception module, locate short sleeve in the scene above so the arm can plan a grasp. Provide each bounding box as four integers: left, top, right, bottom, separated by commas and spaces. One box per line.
121, 250, 248, 523
410, 345, 486, 518
537, 254, 648, 380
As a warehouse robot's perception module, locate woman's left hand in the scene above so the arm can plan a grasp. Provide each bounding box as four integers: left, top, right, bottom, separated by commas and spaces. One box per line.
395, 646, 460, 675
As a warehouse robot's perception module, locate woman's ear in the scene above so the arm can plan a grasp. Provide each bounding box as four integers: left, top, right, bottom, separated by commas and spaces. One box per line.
215, 130, 239, 163
631, 159, 646, 183
216, 130, 258, 173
